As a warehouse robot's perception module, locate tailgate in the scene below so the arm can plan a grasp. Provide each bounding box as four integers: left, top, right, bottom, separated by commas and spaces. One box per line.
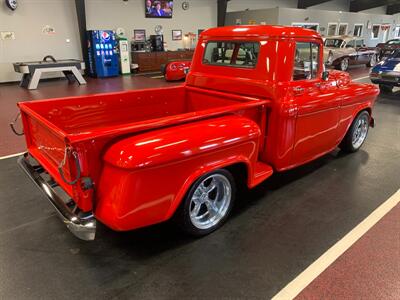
19, 105, 92, 211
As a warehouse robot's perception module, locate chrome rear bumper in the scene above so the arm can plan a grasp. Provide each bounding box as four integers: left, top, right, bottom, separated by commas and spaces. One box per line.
18, 153, 96, 241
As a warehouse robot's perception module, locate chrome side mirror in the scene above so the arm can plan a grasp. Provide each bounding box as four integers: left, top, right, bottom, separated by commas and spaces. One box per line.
322, 70, 329, 81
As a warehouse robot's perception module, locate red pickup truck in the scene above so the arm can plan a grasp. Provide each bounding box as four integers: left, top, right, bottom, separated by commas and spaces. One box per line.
16, 26, 378, 240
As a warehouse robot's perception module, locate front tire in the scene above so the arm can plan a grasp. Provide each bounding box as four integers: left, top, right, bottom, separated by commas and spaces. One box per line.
175, 169, 236, 236
379, 84, 393, 94
340, 111, 370, 153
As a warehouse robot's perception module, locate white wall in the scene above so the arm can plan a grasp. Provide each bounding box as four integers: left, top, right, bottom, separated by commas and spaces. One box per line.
227, 0, 296, 12
227, 0, 351, 12
0, 0, 81, 83
85, 0, 217, 51
225, 8, 279, 26
310, 0, 349, 11
360, 6, 387, 15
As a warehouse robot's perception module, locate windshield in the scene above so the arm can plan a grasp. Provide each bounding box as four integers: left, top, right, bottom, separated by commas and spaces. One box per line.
392, 50, 400, 58
324, 39, 343, 48
387, 39, 400, 45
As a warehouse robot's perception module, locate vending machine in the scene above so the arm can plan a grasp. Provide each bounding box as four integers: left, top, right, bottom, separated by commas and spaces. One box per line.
87, 30, 119, 78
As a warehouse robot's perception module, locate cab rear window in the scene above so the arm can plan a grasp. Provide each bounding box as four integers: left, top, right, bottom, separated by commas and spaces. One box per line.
203, 41, 260, 68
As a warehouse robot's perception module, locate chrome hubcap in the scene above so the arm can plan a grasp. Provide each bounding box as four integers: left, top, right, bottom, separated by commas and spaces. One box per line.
341, 59, 348, 70
352, 115, 368, 149
370, 55, 376, 66
189, 174, 232, 230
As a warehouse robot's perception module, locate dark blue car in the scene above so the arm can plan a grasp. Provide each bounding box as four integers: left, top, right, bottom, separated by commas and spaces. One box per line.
370, 49, 400, 93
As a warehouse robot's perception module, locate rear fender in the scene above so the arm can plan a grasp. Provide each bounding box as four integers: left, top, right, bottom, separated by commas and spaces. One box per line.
103, 115, 261, 170
98, 116, 262, 230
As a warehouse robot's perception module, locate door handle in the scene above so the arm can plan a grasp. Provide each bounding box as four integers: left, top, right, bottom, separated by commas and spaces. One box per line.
293, 87, 304, 95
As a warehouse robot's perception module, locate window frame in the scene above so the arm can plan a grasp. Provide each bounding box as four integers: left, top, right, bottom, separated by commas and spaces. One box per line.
202, 40, 261, 69
371, 24, 380, 40
353, 23, 364, 37
338, 23, 348, 36
327, 22, 338, 36
292, 41, 321, 82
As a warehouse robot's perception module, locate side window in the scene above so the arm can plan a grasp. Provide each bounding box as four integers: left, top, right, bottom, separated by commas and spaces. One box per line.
293, 42, 320, 81
355, 40, 364, 47
203, 41, 260, 68
346, 40, 355, 48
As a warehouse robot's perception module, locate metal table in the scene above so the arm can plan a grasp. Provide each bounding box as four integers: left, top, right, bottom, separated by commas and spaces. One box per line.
13, 56, 86, 90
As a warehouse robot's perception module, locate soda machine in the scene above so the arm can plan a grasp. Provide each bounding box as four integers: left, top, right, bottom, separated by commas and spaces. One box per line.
87, 30, 119, 77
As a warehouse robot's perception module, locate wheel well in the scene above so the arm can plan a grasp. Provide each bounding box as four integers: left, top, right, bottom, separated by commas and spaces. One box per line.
224, 162, 249, 191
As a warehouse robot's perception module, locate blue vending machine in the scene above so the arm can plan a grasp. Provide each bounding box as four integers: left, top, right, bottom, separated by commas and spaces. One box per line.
87, 30, 119, 77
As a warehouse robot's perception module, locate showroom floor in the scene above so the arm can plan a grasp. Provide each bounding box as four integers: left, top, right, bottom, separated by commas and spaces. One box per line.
0, 68, 399, 299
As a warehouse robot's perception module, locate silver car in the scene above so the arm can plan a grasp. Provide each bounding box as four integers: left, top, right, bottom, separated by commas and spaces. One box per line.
324, 36, 378, 71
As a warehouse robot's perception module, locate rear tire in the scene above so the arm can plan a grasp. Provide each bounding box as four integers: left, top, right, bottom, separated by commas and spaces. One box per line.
379, 84, 393, 94
174, 169, 236, 236
337, 58, 349, 71
339, 111, 370, 153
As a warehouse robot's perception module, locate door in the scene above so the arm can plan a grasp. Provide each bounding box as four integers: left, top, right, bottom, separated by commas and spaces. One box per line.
355, 39, 371, 64
291, 41, 340, 165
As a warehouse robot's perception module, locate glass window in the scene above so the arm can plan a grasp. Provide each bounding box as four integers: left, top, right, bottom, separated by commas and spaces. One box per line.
346, 40, 355, 48
371, 25, 380, 39
338, 23, 348, 35
327, 23, 338, 36
203, 41, 260, 68
293, 42, 320, 81
355, 39, 364, 47
353, 25, 363, 37
324, 39, 343, 48
387, 39, 400, 45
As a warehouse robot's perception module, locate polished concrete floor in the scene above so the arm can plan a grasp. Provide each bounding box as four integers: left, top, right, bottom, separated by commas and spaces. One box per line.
0, 73, 399, 298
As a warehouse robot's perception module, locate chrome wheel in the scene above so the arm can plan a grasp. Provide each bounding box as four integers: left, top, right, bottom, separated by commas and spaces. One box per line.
352, 114, 369, 149
340, 58, 349, 71
189, 174, 232, 230
369, 54, 377, 67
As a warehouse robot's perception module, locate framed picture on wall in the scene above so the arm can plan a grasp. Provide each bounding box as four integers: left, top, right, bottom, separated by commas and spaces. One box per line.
134, 29, 146, 42
172, 29, 182, 40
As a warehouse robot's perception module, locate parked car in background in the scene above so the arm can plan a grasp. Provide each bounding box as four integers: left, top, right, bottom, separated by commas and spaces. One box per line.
370, 49, 400, 93
376, 39, 400, 59
161, 59, 191, 81
324, 36, 378, 71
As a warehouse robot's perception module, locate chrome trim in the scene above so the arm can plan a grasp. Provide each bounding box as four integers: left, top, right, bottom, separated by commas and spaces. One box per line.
18, 153, 96, 241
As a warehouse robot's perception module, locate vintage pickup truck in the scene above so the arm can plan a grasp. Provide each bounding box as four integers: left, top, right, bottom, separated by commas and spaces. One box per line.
15, 26, 378, 240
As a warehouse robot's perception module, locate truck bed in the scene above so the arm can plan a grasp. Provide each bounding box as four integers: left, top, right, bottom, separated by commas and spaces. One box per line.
20, 85, 267, 142
19, 85, 269, 211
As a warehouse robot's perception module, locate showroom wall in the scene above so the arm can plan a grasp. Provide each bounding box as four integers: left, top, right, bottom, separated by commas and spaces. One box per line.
277, 8, 398, 46
226, 7, 399, 47
225, 8, 279, 26
227, 0, 350, 12
0, 0, 217, 83
85, 0, 217, 51
0, 0, 81, 83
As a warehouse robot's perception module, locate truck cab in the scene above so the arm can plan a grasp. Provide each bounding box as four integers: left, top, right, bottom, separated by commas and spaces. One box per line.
17, 26, 378, 240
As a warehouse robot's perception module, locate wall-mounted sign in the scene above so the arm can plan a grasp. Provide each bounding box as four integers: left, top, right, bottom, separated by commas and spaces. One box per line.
1, 31, 15, 40
42, 25, 56, 35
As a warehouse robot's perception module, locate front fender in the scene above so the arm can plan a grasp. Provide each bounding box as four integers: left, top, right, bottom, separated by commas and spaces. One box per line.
96, 115, 262, 231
